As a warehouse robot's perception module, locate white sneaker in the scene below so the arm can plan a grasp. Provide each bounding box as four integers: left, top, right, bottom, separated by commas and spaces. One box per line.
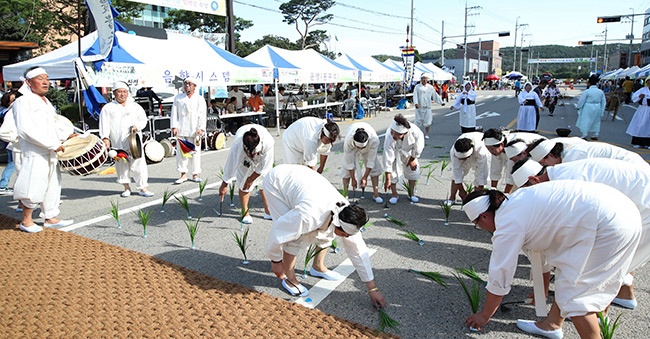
241, 215, 253, 224
139, 191, 154, 197
410, 196, 419, 203
424, 135, 430, 139
121, 190, 131, 198
389, 197, 398, 205
19, 223, 43, 233
263, 213, 273, 220
374, 196, 384, 204
516, 320, 563, 339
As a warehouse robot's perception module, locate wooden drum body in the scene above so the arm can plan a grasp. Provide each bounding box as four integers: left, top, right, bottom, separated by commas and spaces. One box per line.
58, 134, 108, 175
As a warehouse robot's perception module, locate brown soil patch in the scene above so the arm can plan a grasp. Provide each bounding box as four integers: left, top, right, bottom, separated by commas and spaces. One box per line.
0, 214, 394, 338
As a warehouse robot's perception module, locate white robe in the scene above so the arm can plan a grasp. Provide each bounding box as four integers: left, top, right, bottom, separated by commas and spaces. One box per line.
562, 142, 648, 168
413, 83, 441, 128
281, 117, 330, 167
341, 122, 382, 179
516, 90, 543, 131
263, 164, 374, 282
222, 124, 274, 192
626, 86, 650, 138
450, 132, 490, 185
547, 158, 650, 274
12, 90, 72, 218
575, 85, 606, 136
451, 87, 477, 128
490, 132, 544, 185
382, 123, 424, 181
171, 92, 207, 175
490, 180, 640, 318
0, 104, 21, 171
99, 101, 150, 189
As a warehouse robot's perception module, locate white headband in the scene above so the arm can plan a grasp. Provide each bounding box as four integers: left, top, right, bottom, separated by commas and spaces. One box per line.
390, 120, 409, 134
483, 136, 504, 146
25, 67, 47, 79
454, 147, 473, 159
529, 139, 556, 162
463, 195, 490, 222
322, 125, 331, 138
353, 139, 368, 148
512, 159, 543, 187
332, 204, 360, 236
253, 141, 263, 154
504, 142, 527, 159
113, 81, 129, 91
184, 76, 198, 85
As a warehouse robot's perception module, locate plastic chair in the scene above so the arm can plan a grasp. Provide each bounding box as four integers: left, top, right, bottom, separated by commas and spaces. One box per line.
341, 98, 356, 120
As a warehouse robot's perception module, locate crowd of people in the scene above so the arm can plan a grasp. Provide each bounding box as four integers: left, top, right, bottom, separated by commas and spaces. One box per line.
2, 67, 649, 338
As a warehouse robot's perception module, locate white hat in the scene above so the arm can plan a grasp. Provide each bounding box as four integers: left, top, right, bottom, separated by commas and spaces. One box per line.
504, 142, 527, 159
512, 159, 543, 187
463, 195, 490, 222
184, 76, 199, 85
112, 81, 129, 91
420, 73, 429, 79
529, 139, 556, 162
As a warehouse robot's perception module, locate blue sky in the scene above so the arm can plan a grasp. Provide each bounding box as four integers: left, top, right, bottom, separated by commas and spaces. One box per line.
233, 0, 650, 57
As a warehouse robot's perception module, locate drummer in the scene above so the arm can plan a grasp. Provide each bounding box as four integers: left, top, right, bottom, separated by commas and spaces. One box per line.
99, 81, 154, 198
12, 66, 75, 233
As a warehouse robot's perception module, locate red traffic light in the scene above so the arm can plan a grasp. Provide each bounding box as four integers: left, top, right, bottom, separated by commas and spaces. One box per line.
578, 41, 593, 45
597, 16, 621, 23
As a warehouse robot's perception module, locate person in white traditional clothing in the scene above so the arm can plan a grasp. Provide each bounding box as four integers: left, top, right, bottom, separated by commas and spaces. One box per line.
462, 182, 640, 339
413, 73, 443, 139
12, 67, 76, 233
341, 122, 383, 204
446, 131, 490, 205
171, 77, 207, 184
219, 124, 274, 224
383, 114, 425, 204
543, 81, 562, 116
99, 81, 154, 198
482, 128, 544, 193
627, 77, 650, 148
450, 81, 477, 133
281, 116, 339, 173
528, 138, 647, 168
0, 89, 24, 212
512, 158, 650, 312
517, 82, 544, 132
575, 75, 606, 140
263, 164, 387, 309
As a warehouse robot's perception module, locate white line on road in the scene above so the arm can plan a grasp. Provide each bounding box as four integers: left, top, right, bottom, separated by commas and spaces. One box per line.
444, 103, 484, 116
295, 248, 377, 308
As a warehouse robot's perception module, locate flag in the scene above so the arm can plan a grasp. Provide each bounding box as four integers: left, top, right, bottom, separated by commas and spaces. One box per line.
74, 58, 107, 120
178, 139, 196, 158
401, 46, 415, 87
83, 0, 116, 62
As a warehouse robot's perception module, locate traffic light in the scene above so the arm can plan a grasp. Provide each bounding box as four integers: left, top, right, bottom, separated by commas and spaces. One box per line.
498, 31, 510, 37
597, 16, 621, 23
578, 41, 593, 45
456, 44, 464, 49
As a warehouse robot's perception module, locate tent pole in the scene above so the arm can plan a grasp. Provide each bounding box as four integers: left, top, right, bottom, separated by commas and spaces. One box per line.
76, 0, 85, 130
274, 79, 280, 136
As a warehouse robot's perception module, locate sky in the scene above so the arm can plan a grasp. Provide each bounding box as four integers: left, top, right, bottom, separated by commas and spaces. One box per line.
233, 0, 650, 58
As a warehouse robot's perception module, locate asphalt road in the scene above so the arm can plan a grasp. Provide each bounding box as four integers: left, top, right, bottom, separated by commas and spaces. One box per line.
2, 87, 648, 338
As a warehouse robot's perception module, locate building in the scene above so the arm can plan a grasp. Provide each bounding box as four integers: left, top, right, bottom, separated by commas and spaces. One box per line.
638, 8, 650, 67
133, 4, 169, 28
444, 40, 503, 81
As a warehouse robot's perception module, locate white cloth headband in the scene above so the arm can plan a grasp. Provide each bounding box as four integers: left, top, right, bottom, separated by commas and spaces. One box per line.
322, 125, 331, 138
504, 142, 527, 159
454, 147, 473, 159
113, 81, 129, 91
353, 139, 368, 148
332, 203, 360, 236
529, 139, 556, 162
483, 136, 504, 146
25, 67, 47, 79
390, 120, 408, 134
512, 159, 543, 187
463, 195, 490, 222
253, 141, 263, 154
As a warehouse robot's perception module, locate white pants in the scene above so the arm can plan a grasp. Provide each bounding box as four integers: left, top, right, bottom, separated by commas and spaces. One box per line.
175, 136, 202, 175
14, 154, 61, 219
415, 107, 433, 128
115, 156, 148, 190
389, 158, 420, 182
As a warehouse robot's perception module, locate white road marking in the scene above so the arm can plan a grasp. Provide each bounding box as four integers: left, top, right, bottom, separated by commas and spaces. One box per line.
295, 248, 377, 308
444, 103, 484, 117
476, 111, 501, 120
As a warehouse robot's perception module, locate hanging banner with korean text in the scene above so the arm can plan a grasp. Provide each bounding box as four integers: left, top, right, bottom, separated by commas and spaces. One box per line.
83, 0, 115, 62
128, 0, 226, 16
401, 46, 415, 86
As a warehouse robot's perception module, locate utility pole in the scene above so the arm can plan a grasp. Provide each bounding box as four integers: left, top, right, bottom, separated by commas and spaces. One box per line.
627, 8, 635, 67
410, 0, 414, 45
463, 0, 481, 79
513, 17, 528, 72
226, 0, 235, 53
604, 26, 609, 72
441, 21, 445, 66
520, 33, 531, 73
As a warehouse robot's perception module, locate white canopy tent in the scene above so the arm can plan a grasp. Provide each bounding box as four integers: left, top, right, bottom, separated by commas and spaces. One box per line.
335, 54, 402, 82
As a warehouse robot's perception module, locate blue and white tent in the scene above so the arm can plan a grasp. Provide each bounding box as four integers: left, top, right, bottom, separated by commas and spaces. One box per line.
335, 54, 402, 82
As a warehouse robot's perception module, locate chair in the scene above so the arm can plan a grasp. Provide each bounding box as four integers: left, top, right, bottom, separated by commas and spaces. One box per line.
360, 97, 371, 118
341, 98, 356, 121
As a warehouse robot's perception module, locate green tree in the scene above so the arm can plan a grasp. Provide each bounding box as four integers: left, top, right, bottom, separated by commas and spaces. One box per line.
279, 0, 334, 50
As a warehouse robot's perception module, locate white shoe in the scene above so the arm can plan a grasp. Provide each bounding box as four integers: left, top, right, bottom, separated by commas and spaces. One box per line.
309, 267, 343, 281
633, 144, 642, 149
424, 135, 430, 139
389, 197, 398, 205
282, 279, 309, 297
241, 215, 253, 224
516, 319, 563, 339
612, 297, 637, 309
443, 199, 455, 206
374, 196, 384, 204
410, 196, 419, 203
174, 177, 187, 184
44, 219, 74, 228
139, 191, 154, 197
19, 223, 43, 233
121, 190, 131, 198
263, 213, 272, 220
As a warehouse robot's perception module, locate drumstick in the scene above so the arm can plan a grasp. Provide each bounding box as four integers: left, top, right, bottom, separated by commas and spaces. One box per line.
219, 200, 223, 217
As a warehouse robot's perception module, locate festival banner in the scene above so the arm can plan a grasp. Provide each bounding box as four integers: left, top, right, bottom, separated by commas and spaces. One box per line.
401, 46, 415, 86
128, 0, 227, 16
84, 0, 115, 62
528, 58, 596, 64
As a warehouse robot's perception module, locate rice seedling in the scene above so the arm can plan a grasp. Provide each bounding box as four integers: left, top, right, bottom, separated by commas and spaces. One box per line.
401, 180, 413, 199
330, 239, 341, 254
216, 167, 224, 180
109, 199, 120, 229
399, 231, 424, 245
464, 182, 475, 195
134, 208, 153, 238
458, 266, 485, 285
598, 311, 622, 339
183, 213, 202, 249
340, 185, 348, 198
160, 187, 178, 213
375, 307, 401, 335
229, 183, 236, 207
408, 268, 448, 287
452, 270, 481, 314
233, 226, 251, 264
303, 244, 325, 278
384, 213, 405, 226
439, 158, 450, 176
440, 201, 452, 226
360, 221, 374, 233
422, 163, 436, 185
198, 177, 208, 201
239, 207, 249, 231
175, 194, 192, 219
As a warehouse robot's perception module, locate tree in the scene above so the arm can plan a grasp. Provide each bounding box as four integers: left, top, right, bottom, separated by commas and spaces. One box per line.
279, 0, 334, 50
236, 34, 298, 57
